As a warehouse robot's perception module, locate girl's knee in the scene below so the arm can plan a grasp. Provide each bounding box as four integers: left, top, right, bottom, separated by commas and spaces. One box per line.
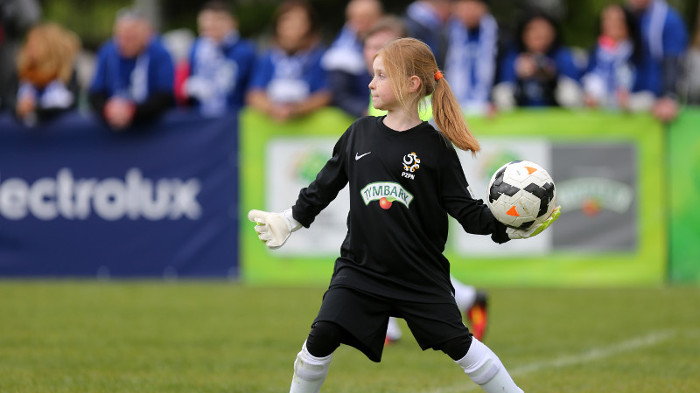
305, 321, 344, 357
439, 334, 473, 361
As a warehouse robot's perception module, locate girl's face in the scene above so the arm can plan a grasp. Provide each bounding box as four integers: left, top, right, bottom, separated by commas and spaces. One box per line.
276, 7, 311, 52
368, 55, 398, 111
523, 17, 555, 54
601, 6, 628, 41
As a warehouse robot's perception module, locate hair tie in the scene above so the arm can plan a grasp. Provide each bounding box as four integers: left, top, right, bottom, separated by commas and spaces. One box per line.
434, 70, 444, 81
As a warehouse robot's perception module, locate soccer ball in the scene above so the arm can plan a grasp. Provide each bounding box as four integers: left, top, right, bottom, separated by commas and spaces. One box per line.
487, 160, 556, 230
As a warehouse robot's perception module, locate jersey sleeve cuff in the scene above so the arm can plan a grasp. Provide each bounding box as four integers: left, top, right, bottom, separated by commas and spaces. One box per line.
491, 221, 510, 244
291, 205, 314, 229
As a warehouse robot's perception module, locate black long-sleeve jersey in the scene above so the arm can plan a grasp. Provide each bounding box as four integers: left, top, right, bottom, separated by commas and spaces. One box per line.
292, 116, 509, 303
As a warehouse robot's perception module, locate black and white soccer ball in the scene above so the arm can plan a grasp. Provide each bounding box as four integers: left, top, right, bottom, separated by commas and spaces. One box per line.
487, 160, 556, 230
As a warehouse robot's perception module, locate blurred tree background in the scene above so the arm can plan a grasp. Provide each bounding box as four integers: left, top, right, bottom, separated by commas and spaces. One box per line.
40, 0, 697, 52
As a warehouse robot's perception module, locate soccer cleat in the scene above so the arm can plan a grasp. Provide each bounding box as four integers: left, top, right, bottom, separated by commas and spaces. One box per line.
384, 336, 400, 346
466, 291, 488, 341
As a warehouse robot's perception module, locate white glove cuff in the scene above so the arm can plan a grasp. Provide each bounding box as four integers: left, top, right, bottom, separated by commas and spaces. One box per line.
283, 208, 302, 232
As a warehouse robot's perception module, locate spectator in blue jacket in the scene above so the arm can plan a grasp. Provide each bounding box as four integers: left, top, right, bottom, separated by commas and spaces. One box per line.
626, 0, 688, 122
246, 0, 330, 122
444, 0, 499, 115
89, 9, 174, 130
182, 1, 256, 117
582, 4, 655, 112
322, 0, 382, 118
494, 12, 584, 109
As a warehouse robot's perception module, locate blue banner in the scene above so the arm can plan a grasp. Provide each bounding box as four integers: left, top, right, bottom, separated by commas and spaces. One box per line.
0, 111, 238, 278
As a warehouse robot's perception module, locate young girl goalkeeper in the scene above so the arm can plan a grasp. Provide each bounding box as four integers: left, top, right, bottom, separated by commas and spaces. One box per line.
248, 37, 559, 393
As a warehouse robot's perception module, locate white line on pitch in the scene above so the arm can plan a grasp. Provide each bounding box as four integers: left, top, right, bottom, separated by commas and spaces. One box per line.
421, 329, 676, 393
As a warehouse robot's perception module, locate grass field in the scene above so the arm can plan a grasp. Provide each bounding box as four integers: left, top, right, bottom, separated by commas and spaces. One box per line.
0, 281, 698, 393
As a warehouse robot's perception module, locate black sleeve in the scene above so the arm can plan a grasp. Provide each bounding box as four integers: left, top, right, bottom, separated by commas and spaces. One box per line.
661, 55, 683, 98
292, 127, 351, 227
132, 91, 174, 124
88, 91, 109, 120
35, 106, 74, 122
328, 70, 368, 118
439, 146, 509, 244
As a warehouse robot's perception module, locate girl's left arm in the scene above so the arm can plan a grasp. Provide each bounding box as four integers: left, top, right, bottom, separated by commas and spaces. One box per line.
439, 147, 509, 244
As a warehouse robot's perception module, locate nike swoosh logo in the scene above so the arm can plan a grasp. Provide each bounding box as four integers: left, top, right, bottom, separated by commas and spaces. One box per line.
355, 152, 371, 161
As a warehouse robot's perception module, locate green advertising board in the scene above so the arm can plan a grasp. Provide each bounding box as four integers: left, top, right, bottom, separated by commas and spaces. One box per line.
240, 108, 666, 287
669, 109, 700, 284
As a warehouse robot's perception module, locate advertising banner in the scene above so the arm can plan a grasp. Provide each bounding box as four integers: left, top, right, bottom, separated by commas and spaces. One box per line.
0, 111, 239, 278
241, 109, 666, 286
456, 140, 640, 254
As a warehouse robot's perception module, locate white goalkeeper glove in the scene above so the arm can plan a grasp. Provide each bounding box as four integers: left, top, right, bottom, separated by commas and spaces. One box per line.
248, 208, 302, 249
506, 206, 561, 239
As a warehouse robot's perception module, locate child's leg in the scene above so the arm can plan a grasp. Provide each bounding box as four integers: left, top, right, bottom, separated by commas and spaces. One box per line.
450, 276, 489, 341
442, 336, 524, 393
449, 275, 477, 310
385, 317, 403, 342
290, 321, 343, 393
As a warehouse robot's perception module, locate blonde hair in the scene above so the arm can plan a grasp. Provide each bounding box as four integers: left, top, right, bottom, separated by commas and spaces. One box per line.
17, 23, 81, 87
376, 38, 480, 153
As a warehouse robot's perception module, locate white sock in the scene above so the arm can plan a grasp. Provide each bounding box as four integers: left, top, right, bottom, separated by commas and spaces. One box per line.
455, 338, 524, 393
289, 341, 333, 393
386, 317, 403, 341
450, 276, 477, 311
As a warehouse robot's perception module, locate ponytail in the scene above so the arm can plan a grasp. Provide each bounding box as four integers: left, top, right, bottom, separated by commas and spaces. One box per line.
431, 72, 481, 153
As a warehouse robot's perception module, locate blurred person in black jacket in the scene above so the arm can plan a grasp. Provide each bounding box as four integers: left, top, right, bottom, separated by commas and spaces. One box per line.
0, 0, 40, 112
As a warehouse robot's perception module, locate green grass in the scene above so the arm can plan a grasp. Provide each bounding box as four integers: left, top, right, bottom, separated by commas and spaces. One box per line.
0, 282, 698, 393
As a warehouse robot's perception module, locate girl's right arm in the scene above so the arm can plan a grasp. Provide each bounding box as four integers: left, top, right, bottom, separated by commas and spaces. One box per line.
247, 125, 352, 249
291, 128, 351, 228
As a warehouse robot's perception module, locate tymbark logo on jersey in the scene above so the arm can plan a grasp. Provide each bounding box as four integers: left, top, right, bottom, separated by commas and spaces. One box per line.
360, 182, 414, 210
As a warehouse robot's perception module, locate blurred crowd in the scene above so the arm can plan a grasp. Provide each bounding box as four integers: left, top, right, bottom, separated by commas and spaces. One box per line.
1, 0, 699, 131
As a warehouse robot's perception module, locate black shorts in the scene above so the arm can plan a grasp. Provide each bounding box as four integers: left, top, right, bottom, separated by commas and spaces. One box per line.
312, 286, 470, 362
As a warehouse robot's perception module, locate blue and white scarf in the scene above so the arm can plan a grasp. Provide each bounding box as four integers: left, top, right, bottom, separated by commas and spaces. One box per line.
189, 34, 239, 117
583, 40, 635, 108
109, 49, 150, 103
129, 54, 149, 103
267, 48, 315, 103
444, 14, 498, 113
645, 0, 668, 60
